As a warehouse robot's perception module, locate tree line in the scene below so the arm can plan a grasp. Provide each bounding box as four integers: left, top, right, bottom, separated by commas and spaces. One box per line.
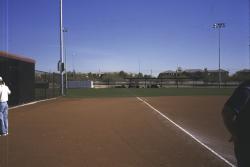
65, 70, 250, 82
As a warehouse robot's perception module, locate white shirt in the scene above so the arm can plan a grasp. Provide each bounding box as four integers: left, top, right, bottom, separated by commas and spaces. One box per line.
0, 84, 11, 102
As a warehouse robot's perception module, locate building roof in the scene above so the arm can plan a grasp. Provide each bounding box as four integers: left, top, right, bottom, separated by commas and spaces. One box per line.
236, 69, 250, 73
207, 69, 228, 73
0, 51, 35, 64
161, 70, 176, 73
160, 68, 229, 74
183, 69, 203, 73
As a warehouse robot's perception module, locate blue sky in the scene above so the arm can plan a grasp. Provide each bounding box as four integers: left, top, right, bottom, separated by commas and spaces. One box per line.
0, 0, 249, 76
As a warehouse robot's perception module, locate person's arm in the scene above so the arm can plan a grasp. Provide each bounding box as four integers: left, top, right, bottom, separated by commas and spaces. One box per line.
5, 85, 11, 95
222, 86, 249, 141
222, 87, 240, 141
222, 104, 238, 141
7, 87, 11, 95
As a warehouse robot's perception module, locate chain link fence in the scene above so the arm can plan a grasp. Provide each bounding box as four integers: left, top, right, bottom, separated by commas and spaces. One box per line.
90, 78, 240, 88
35, 70, 61, 100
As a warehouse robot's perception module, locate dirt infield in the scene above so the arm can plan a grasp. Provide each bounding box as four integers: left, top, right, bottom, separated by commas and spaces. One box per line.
0, 96, 234, 167
142, 96, 236, 164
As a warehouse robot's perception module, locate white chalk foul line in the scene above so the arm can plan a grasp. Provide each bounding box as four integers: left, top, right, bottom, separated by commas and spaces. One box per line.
10, 98, 57, 110
136, 97, 236, 167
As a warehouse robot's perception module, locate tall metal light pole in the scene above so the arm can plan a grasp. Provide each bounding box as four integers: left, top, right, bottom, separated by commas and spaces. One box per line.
59, 0, 64, 95
63, 28, 68, 91
213, 23, 225, 88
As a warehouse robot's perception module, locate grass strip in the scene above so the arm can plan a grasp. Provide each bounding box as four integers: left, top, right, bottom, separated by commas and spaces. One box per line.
66, 88, 234, 98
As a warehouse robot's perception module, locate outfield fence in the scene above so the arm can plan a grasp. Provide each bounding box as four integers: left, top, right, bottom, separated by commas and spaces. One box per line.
90, 78, 240, 88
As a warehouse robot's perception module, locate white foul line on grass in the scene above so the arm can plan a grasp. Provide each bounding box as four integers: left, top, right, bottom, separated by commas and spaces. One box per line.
9, 98, 57, 110
136, 97, 236, 167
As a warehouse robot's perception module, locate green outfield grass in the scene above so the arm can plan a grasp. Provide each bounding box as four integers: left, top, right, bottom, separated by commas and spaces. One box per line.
66, 88, 235, 98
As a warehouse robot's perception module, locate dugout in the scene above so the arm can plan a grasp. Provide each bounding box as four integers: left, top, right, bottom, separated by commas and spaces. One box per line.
0, 51, 35, 106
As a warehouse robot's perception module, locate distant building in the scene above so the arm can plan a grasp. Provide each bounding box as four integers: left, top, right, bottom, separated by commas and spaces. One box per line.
158, 68, 229, 81
181, 69, 204, 80
183, 69, 203, 73
207, 69, 228, 75
206, 69, 229, 82
235, 69, 250, 74
233, 69, 250, 81
158, 70, 176, 78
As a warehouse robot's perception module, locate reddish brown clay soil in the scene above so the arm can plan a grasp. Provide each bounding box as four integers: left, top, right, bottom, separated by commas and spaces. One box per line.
143, 96, 235, 165
0, 97, 233, 167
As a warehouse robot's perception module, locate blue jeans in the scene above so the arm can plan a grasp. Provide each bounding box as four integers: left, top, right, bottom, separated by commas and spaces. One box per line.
0, 102, 8, 134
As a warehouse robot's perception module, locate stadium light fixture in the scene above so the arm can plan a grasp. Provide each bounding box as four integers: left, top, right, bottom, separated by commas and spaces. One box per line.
212, 23, 225, 88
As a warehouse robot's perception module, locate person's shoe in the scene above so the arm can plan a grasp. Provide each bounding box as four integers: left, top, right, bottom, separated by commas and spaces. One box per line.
0, 133, 8, 136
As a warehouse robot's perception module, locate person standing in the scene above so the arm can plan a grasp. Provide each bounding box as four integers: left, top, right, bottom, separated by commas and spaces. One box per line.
0, 76, 11, 136
222, 80, 250, 167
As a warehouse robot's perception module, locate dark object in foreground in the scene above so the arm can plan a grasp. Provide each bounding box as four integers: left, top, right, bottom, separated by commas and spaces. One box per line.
222, 80, 250, 167
0, 51, 35, 106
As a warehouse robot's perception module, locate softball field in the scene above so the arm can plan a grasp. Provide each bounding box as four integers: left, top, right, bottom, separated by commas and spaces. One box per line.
0, 94, 236, 167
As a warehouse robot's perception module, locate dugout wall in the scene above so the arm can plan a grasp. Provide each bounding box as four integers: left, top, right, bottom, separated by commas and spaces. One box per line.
0, 51, 35, 106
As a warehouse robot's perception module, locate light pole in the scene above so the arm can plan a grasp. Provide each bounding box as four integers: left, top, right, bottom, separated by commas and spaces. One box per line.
59, 0, 64, 95
63, 28, 68, 91
213, 23, 225, 88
